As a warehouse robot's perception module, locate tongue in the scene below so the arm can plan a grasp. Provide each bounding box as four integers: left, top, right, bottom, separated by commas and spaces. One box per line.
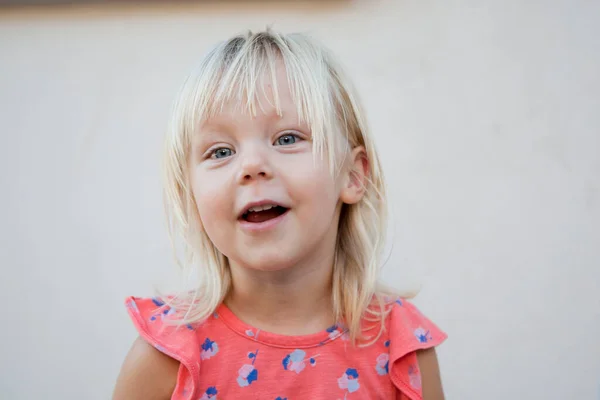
245, 208, 284, 223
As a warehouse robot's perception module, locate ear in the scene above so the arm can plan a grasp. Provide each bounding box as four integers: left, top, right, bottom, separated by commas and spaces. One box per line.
340, 146, 369, 205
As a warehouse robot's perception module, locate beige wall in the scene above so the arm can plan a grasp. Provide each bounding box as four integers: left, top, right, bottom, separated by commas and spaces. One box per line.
1, 1, 599, 398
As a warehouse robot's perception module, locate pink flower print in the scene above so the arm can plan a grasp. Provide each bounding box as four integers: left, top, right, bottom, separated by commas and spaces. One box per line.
237, 350, 259, 387
199, 386, 218, 400
237, 364, 257, 387
149, 299, 175, 322
282, 349, 306, 374
408, 365, 422, 389
326, 325, 341, 340
375, 353, 389, 376
338, 368, 360, 394
326, 324, 350, 341
149, 297, 193, 328
414, 327, 432, 343
200, 338, 219, 360
282, 349, 320, 373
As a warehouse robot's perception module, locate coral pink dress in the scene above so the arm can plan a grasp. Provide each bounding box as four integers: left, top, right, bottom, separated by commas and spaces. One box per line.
126, 296, 446, 399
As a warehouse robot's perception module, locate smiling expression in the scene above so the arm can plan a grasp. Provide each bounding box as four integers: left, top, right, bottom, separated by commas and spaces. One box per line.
189, 65, 346, 274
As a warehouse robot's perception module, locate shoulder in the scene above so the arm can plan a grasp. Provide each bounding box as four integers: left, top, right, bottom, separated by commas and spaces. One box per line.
384, 297, 447, 400
113, 336, 180, 400
386, 298, 447, 353
118, 296, 208, 399
124, 296, 201, 355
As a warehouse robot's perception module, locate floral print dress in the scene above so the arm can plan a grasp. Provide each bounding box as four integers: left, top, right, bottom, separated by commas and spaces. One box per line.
125, 296, 446, 400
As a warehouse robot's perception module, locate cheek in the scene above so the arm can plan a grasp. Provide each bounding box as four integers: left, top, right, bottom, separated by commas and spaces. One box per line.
289, 160, 340, 210
191, 171, 233, 229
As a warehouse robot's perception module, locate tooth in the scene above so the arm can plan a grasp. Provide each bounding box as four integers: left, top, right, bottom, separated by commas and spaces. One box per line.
248, 204, 276, 213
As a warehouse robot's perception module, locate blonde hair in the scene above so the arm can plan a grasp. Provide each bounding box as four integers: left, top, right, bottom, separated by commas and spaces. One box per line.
162, 29, 397, 345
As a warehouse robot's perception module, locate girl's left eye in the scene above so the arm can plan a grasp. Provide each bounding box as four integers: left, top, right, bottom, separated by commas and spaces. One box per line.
275, 134, 300, 146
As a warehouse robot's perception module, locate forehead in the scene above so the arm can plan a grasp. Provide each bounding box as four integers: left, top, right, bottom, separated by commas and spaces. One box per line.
198, 62, 302, 131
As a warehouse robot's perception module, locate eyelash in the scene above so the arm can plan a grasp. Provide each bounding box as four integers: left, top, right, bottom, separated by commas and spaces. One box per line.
204, 131, 304, 160
209, 147, 234, 159
274, 132, 303, 146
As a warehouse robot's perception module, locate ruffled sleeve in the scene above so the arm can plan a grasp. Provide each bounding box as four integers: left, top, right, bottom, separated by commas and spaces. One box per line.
388, 299, 447, 400
125, 296, 201, 400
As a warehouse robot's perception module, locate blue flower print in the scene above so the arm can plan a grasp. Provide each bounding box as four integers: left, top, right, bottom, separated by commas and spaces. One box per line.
326, 324, 350, 341
275, 398, 287, 400
151, 297, 165, 307
147, 299, 194, 329
200, 338, 219, 360
282, 349, 320, 374
237, 350, 259, 387
374, 339, 391, 375
200, 386, 217, 400
149, 302, 175, 321
395, 298, 403, 306
414, 327, 432, 343
338, 368, 360, 395
375, 353, 389, 376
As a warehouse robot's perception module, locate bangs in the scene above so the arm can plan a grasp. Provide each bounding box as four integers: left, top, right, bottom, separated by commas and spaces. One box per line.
173, 30, 348, 172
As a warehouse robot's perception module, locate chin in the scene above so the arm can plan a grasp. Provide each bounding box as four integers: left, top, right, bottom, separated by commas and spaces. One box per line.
239, 250, 299, 272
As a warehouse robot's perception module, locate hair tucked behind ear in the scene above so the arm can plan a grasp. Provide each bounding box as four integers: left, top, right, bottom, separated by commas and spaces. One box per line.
161, 28, 401, 345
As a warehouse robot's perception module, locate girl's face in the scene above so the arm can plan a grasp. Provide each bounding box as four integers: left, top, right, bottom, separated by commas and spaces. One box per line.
189, 66, 345, 274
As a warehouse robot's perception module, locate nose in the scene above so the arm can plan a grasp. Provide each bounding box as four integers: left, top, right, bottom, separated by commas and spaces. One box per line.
237, 144, 273, 184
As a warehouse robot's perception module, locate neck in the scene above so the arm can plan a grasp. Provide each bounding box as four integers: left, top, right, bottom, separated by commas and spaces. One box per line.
225, 252, 336, 336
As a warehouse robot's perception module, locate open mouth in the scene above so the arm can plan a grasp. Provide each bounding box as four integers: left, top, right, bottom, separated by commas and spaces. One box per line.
241, 204, 289, 224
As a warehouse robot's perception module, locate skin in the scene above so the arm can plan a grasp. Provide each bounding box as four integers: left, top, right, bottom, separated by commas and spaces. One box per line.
189, 65, 353, 336
113, 64, 444, 399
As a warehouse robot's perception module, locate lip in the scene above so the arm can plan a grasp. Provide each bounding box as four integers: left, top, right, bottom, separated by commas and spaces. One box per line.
238, 208, 290, 233
237, 199, 291, 233
238, 199, 290, 219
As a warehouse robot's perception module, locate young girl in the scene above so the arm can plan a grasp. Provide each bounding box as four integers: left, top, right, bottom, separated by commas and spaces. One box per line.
113, 29, 446, 400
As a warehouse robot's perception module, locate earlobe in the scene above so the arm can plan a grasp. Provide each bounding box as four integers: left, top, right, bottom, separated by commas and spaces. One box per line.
340, 146, 369, 205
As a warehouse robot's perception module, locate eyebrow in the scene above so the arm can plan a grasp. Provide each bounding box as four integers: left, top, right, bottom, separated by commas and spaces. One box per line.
193, 119, 234, 140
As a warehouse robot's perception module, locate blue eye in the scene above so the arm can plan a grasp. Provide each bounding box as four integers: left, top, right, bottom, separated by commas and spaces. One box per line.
211, 148, 234, 159
275, 134, 298, 146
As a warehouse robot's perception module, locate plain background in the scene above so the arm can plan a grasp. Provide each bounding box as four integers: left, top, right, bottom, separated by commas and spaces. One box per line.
1, 0, 599, 398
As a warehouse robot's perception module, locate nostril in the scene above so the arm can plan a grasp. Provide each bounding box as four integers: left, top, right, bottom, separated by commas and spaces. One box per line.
241, 170, 268, 181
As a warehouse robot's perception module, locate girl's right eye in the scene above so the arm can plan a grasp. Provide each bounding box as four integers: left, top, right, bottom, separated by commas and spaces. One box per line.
210, 148, 234, 159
